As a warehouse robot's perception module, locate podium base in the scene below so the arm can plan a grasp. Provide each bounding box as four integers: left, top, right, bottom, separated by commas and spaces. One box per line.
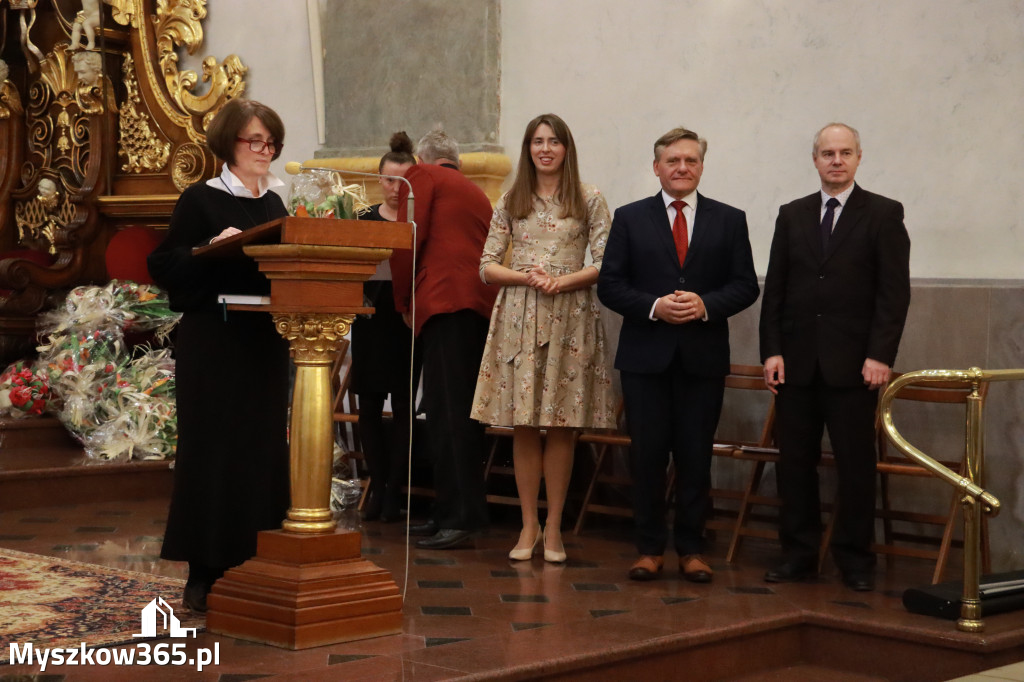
206, 529, 403, 649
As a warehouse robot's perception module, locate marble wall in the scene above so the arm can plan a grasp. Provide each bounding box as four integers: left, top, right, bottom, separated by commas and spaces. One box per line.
500, 0, 1024, 279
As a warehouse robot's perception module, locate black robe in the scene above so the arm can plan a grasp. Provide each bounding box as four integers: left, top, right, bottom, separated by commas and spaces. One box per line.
148, 182, 290, 569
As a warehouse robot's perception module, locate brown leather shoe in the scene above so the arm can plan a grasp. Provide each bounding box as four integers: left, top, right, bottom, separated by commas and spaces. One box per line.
628, 555, 664, 581
680, 554, 713, 583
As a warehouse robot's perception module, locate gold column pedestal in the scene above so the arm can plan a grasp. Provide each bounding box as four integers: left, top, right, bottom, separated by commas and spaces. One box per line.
273, 312, 354, 534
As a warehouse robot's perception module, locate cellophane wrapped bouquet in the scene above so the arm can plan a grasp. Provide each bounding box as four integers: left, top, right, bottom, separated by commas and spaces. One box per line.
288, 169, 372, 219
23, 279, 182, 461
0, 360, 54, 417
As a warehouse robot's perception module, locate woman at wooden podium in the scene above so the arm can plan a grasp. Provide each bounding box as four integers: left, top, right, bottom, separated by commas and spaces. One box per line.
147, 98, 291, 614
351, 132, 417, 522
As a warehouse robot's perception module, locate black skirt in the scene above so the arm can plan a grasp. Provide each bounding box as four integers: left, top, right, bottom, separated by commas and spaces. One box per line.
160, 309, 290, 568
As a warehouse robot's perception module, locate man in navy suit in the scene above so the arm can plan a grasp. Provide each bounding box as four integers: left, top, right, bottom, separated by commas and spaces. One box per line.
760, 123, 910, 592
598, 127, 759, 582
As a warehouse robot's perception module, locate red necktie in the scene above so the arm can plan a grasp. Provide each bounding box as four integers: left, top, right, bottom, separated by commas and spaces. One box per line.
671, 200, 688, 266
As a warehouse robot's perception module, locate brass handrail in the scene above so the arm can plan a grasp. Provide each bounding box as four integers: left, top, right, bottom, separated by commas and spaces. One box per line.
880, 367, 1024, 633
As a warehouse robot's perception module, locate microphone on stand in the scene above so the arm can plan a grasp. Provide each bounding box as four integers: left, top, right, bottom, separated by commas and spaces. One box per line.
283, 161, 414, 223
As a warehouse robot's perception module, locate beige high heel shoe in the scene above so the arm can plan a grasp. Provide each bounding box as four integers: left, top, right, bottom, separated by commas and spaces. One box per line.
542, 528, 567, 563
508, 527, 540, 561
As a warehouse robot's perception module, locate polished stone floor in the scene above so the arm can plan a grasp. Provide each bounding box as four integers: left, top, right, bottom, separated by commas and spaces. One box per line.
1, 497, 1022, 681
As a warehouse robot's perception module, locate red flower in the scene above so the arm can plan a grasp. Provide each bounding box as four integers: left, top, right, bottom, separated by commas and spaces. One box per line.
9, 386, 30, 407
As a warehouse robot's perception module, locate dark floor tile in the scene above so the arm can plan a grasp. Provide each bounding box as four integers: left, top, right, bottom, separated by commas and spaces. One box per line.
19, 516, 58, 523
882, 589, 904, 599
417, 580, 464, 589
662, 596, 698, 605
361, 546, 382, 555
590, 609, 630, 618
0, 534, 35, 541
425, 637, 470, 647
511, 622, 550, 631
566, 559, 599, 568
573, 582, 619, 592
729, 586, 774, 595
490, 569, 523, 578
832, 600, 872, 609
51, 543, 100, 552
421, 605, 472, 616
74, 526, 117, 533
328, 654, 376, 665
414, 557, 457, 566
118, 554, 161, 562
500, 594, 548, 603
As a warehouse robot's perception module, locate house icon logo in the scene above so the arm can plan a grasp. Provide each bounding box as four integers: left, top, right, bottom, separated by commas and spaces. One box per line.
133, 597, 197, 638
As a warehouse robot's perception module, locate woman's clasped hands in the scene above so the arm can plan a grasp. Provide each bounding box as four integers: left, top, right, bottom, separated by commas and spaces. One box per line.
525, 265, 560, 295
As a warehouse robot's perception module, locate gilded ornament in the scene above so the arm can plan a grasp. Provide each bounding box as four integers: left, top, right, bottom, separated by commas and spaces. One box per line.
110, 0, 247, 146
14, 178, 75, 254
170, 142, 205, 191
272, 313, 354, 364
106, 0, 138, 27
0, 81, 24, 121
118, 53, 171, 173
25, 45, 101, 187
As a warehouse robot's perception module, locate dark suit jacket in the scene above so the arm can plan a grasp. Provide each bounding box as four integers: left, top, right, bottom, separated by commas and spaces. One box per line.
597, 191, 759, 376
390, 163, 499, 336
759, 184, 911, 387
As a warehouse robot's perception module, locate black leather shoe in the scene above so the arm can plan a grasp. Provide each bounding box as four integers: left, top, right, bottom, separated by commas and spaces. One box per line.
764, 561, 817, 583
361, 492, 382, 522
841, 571, 875, 592
408, 519, 438, 536
182, 582, 210, 613
415, 528, 479, 549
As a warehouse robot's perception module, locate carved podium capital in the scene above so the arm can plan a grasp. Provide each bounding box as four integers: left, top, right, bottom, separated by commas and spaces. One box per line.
272, 313, 353, 365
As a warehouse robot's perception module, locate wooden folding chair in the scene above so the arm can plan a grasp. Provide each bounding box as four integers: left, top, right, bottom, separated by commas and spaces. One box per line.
573, 364, 776, 537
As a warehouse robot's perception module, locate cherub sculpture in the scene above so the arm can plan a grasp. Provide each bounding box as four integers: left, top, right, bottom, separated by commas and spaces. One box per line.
69, 0, 101, 51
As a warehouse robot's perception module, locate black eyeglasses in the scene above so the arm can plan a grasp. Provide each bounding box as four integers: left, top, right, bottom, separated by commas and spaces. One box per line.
236, 137, 279, 154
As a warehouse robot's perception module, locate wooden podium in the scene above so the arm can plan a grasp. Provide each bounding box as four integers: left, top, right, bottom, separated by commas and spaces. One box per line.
194, 216, 412, 649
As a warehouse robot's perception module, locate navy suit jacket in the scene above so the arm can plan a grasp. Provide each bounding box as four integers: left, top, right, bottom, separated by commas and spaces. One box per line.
759, 184, 911, 387
598, 191, 759, 377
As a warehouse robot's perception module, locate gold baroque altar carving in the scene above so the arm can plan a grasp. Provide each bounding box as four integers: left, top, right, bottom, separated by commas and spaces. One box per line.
0, 0, 248, 359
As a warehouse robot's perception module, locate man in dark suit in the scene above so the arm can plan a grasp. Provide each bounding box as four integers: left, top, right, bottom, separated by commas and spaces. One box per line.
390, 129, 499, 549
760, 122, 911, 591
598, 127, 759, 582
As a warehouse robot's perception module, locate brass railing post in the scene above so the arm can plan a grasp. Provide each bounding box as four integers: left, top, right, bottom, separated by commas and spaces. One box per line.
879, 367, 1024, 633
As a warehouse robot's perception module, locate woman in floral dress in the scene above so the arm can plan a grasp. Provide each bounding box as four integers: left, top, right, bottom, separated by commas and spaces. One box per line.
471, 113, 616, 563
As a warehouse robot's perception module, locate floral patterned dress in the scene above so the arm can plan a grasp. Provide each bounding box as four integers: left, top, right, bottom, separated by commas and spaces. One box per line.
470, 184, 617, 428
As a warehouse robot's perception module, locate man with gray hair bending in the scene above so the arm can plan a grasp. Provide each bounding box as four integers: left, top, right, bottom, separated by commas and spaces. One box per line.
389, 128, 499, 549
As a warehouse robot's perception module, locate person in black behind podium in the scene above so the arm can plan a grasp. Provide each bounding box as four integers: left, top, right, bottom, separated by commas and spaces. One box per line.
351, 132, 417, 523
147, 98, 291, 614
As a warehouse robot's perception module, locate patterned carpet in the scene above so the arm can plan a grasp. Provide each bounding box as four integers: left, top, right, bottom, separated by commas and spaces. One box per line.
0, 547, 204, 663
